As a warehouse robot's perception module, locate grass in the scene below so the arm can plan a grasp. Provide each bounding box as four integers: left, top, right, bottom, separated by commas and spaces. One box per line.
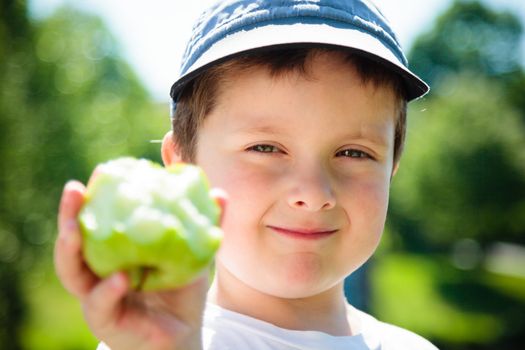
20, 259, 98, 350
369, 252, 525, 347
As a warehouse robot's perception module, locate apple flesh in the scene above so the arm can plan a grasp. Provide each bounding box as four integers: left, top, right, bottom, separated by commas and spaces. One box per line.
78, 157, 222, 291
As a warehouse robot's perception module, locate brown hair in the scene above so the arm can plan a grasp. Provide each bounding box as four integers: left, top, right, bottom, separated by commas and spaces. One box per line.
172, 47, 408, 165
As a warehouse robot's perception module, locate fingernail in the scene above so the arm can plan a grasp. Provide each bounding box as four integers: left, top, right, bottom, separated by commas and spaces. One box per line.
65, 180, 83, 192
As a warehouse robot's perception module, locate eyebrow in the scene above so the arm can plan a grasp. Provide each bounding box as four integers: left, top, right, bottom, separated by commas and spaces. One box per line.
233, 121, 392, 148
339, 126, 391, 148
233, 124, 287, 136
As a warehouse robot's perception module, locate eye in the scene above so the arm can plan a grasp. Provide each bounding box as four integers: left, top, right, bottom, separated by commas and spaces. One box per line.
246, 144, 282, 154
336, 149, 373, 159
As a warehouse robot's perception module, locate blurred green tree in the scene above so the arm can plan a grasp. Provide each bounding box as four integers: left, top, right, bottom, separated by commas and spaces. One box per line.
409, 0, 523, 86
0, 1, 168, 348
408, 0, 525, 118
1, 1, 36, 347
389, 73, 525, 249
387, 0, 525, 250
379, 2, 525, 348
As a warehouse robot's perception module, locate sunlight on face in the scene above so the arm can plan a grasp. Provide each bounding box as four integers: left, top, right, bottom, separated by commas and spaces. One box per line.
196, 52, 397, 299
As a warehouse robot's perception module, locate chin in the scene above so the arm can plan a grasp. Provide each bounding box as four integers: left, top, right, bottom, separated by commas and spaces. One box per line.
260, 263, 342, 299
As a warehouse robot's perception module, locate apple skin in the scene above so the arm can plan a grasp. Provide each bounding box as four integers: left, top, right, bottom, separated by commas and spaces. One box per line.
78, 157, 222, 291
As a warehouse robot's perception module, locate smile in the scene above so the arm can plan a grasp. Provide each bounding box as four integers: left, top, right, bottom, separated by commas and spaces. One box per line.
267, 225, 338, 240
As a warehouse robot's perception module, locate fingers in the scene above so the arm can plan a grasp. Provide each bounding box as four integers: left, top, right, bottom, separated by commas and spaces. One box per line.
83, 273, 191, 347
58, 180, 85, 233
83, 272, 129, 333
210, 188, 228, 225
55, 180, 98, 298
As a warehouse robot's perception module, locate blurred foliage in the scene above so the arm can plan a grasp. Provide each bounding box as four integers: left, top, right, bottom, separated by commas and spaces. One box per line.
389, 74, 525, 249
409, 0, 523, 86
409, 0, 525, 120
378, 1, 525, 349
0, 0, 168, 348
389, 0, 525, 252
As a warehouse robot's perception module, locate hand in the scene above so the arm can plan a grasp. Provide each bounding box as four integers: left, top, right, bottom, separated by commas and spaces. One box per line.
54, 178, 226, 350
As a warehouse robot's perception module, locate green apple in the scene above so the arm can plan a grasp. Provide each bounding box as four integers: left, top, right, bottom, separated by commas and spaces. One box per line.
78, 157, 222, 291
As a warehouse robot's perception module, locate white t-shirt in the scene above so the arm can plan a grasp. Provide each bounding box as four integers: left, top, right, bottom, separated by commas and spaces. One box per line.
98, 303, 439, 350
203, 303, 438, 350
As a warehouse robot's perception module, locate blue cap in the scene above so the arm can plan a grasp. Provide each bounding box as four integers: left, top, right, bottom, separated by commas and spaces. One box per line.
170, 0, 429, 111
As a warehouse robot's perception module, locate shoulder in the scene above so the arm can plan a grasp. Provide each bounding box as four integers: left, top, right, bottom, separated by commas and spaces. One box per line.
355, 308, 439, 350
375, 321, 439, 350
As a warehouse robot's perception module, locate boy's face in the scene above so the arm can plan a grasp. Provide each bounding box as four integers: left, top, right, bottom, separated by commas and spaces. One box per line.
167, 53, 398, 299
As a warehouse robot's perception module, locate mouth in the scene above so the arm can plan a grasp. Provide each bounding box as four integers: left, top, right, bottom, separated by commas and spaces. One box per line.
267, 225, 338, 240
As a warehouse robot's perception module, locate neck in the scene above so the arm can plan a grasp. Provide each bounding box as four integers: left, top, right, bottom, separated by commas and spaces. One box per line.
207, 261, 359, 336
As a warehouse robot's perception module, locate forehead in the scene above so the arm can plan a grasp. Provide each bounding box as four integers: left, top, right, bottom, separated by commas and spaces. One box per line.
214, 51, 399, 111
206, 52, 397, 146
216, 51, 398, 118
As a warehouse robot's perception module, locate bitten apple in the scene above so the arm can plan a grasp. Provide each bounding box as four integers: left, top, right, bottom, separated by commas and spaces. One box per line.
78, 157, 222, 291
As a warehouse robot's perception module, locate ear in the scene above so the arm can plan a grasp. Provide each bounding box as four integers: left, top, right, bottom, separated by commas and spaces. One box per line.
161, 131, 182, 166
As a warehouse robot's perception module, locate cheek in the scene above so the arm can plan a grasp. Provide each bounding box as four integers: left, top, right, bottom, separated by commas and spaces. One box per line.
202, 159, 276, 239
208, 161, 278, 281
366, 178, 390, 212
211, 161, 275, 208
346, 175, 391, 230
337, 177, 390, 274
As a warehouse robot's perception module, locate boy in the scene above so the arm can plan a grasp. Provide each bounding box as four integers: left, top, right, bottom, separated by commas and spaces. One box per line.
55, 0, 437, 349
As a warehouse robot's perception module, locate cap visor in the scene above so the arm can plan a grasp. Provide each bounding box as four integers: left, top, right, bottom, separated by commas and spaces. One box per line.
171, 22, 429, 101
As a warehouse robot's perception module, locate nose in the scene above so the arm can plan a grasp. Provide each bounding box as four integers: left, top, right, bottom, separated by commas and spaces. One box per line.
286, 165, 336, 211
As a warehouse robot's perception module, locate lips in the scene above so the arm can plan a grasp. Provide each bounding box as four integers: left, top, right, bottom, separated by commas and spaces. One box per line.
267, 225, 337, 240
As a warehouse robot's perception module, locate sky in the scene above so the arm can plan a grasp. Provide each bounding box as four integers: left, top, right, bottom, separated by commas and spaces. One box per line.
28, 0, 525, 101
